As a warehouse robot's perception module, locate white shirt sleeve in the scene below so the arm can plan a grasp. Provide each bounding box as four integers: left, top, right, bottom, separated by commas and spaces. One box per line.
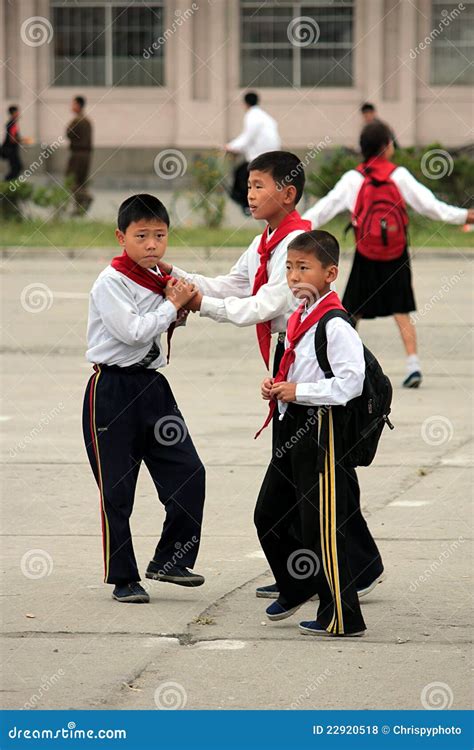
393, 167, 468, 224
227, 109, 258, 154
302, 170, 359, 228
199, 243, 293, 327
92, 275, 177, 346
295, 318, 365, 406
171, 245, 254, 299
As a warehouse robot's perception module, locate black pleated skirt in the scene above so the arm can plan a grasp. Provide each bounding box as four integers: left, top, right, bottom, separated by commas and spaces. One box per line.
342, 247, 416, 319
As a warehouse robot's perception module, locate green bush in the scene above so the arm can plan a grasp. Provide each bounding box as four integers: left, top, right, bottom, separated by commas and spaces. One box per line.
0, 179, 71, 220
307, 144, 473, 207
189, 152, 227, 229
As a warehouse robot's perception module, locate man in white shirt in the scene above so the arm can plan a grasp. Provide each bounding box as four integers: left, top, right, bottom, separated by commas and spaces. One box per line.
225, 91, 281, 214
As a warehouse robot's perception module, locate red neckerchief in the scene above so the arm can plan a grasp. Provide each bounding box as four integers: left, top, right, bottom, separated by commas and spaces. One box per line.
111, 250, 175, 362
356, 155, 397, 181
252, 210, 311, 369
255, 291, 346, 438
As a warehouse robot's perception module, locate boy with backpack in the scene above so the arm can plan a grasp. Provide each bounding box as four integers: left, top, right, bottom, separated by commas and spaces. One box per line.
157, 151, 384, 602
303, 122, 474, 388
254, 230, 393, 637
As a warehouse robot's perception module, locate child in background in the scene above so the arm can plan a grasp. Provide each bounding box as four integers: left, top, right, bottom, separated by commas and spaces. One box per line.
303, 122, 474, 388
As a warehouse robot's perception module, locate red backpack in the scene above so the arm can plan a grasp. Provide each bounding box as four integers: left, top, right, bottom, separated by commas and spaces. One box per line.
350, 159, 409, 261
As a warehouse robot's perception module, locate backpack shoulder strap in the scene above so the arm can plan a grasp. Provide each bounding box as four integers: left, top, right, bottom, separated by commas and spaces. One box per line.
314, 309, 353, 379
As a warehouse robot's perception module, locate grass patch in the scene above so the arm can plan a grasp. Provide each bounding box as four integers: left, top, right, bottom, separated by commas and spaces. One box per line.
1, 213, 472, 250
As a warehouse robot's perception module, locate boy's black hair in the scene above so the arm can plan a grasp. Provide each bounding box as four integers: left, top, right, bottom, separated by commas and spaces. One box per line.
360, 121, 392, 161
248, 150, 305, 204
360, 102, 376, 113
8, 105, 18, 115
288, 230, 340, 267
74, 95, 86, 109
244, 91, 259, 107
117, 194, 170, 232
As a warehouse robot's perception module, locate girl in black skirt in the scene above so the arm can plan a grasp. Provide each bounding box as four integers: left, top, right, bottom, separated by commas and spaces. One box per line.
303, 122, 473, 387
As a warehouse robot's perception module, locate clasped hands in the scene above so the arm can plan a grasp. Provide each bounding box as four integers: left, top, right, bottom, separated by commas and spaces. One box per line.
261, 377, 297, 403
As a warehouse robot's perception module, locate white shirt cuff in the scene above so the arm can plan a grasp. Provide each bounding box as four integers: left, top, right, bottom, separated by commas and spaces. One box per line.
161, 298, 178, 324
200, 296, 227, 321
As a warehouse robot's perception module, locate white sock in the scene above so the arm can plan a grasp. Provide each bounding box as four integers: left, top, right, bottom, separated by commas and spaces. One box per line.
406, 354, 421, 375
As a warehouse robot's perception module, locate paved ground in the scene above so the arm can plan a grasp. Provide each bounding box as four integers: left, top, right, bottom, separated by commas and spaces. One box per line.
1, 246, 472, 711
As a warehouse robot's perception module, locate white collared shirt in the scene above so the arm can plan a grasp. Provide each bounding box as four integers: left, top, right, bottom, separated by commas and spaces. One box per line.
171, 229, 305, 333
227, 106, 281, 162
278, 292, 365, 416
303, 166, 468, 228
86, 265, 177, 368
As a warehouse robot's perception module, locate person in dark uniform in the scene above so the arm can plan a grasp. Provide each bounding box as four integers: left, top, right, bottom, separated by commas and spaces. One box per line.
360, 102, 400, 149
2, 105, 31, 181
65, 96, 93, 214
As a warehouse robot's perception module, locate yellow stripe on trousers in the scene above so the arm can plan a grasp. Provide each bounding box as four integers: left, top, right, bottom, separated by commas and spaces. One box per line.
319, 409, 344, 635
91, 367, 111, 582
318, 410, 336, 631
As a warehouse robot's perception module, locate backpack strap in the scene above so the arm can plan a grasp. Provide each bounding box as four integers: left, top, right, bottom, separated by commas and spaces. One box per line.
314, 309, 354, 379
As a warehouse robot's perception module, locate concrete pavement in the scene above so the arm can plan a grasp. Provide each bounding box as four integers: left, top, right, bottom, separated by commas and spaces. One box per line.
1, 247, 472, 710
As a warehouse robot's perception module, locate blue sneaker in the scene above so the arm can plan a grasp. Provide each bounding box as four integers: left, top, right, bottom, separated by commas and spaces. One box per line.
299, 620, 365, 637
256, 582, 318, 601
146, 563, 205, 587
112, 582, 150, 603
266, 599, 306, 621
402, 371, 422, 388
357, 572, 386, 598
256, 583, 279, 599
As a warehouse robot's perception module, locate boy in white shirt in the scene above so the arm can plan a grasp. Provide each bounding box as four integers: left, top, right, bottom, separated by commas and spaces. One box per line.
255, 230, 367, 637
157, 151, 384, 602
303, 122, 474, 388
83, 194, 206, 603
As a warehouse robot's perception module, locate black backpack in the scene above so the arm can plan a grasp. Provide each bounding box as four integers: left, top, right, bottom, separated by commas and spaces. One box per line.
315, 310, 394, 467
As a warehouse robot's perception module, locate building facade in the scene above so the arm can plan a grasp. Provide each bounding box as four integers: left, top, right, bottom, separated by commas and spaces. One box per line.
1, 0, 473, 176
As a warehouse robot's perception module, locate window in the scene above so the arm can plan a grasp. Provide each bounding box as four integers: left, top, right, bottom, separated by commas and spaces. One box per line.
240, 1, 354, 88
430, 1, 474, 85
51, 1, 164, 87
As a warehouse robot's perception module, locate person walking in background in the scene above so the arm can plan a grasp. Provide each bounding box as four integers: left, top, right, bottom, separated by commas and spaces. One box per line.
360, 102, 400, 149
1, 105, 32, 181
66, 96, 93, 215
225, 91, 281, 215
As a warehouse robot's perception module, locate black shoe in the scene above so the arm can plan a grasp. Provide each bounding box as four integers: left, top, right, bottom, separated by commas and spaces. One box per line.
402, 371, 422, 388
145, 563, 205, 587
112, 582, 150, 603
